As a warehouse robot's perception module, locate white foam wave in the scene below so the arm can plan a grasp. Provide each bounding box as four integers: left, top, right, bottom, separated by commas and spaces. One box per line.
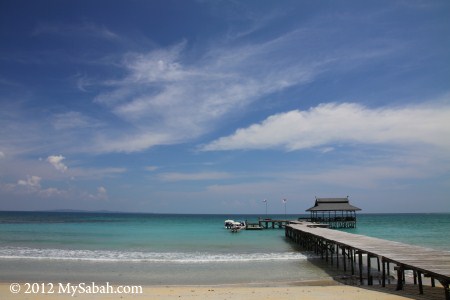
0, 247, 313, 263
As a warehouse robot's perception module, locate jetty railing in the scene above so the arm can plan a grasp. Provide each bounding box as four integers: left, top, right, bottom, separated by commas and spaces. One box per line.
298, 216, 357, 228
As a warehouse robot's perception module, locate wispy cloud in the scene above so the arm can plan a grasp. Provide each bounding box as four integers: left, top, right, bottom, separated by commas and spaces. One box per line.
201, 102, 450, 153
145, 166, 159, 172
1, 16, 404, 156
67, 167, 127, 180
200, 155, 444, 204
90, 25, 396, 153
33, 22, 121, 41
52, 111, 102, 130
0, 77, 22, 87
158, 172, 231, 182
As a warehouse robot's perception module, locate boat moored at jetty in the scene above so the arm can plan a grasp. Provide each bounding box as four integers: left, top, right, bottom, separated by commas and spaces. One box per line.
224, 219, 246, 231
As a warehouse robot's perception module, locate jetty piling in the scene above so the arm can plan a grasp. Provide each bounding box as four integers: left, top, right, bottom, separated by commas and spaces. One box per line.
258, 219, 289, 229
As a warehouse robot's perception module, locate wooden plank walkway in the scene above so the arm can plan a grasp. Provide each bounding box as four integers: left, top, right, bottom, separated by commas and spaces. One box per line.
286, 223, 450, 299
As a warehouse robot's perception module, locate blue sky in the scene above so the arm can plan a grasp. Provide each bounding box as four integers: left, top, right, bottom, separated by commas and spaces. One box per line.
1, 0, 449, 214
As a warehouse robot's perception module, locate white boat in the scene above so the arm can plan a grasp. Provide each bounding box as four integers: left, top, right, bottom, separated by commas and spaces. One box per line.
224, 219, 246, 231
230, 225, 242, 233
224, 219, 234, 229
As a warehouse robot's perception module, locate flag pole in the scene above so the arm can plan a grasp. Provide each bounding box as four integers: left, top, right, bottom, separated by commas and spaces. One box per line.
263, 199, 267, 217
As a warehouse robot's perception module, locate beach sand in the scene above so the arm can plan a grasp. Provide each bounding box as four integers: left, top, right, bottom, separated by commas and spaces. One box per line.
1, 281, 444, 300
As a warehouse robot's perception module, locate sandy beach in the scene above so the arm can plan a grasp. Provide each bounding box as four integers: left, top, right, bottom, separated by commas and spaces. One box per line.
1, 281, 444, 300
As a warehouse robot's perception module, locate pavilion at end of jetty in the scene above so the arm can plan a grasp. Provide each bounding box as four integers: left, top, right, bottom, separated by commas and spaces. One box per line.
305, 197, 361, 228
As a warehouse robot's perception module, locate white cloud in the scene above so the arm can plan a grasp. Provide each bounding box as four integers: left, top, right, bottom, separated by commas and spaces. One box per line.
17, 175, 42, 188
9, 175, 65, 198
159, 172, 231, 182
201, 102, 450, 153
39, 187, 65, 197
47, 155, 68, 172
88, 186, 108, 201
97, 186, 108, 200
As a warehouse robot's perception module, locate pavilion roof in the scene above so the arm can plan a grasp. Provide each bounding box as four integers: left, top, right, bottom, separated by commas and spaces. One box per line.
306, 198, 361, 212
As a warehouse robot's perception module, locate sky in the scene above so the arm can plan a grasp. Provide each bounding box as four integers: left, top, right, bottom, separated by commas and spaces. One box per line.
0, 0, 449, 214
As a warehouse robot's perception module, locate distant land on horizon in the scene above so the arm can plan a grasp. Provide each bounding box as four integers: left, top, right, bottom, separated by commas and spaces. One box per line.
0, 210, 447, 215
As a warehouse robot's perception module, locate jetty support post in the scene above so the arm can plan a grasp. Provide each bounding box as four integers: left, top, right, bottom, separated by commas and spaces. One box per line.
336, 244, 339, 268
342, 247, 346, 272
358, 251, 363, 285
417, 271, 423, 294
437, 279, 449, 300
367, 254, 372, 285
395, 265, 404, 291
350, 249, 355, 275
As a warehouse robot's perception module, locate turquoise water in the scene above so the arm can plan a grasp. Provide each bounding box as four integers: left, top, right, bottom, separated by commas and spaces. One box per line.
0, 213, 301, 260
0, 212, 448, 284
341, 213, 450, 251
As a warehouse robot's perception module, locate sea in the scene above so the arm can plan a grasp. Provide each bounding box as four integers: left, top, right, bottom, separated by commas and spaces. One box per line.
0, 212, 448, 285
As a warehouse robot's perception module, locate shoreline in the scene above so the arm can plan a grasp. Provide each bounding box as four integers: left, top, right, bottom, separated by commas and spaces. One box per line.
0, 257, 445, 299
1, 281, 443, 300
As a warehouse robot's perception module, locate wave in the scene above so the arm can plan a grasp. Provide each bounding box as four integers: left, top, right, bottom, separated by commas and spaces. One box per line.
0, 247, 314, 263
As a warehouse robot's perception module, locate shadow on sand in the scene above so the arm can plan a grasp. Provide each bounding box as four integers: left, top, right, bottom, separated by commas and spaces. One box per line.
286, 238, 445, 300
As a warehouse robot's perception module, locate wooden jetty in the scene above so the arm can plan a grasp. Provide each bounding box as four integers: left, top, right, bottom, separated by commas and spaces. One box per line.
286, 223, 450, 299
258, 219, 290, 229
245, 222, 263, 230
